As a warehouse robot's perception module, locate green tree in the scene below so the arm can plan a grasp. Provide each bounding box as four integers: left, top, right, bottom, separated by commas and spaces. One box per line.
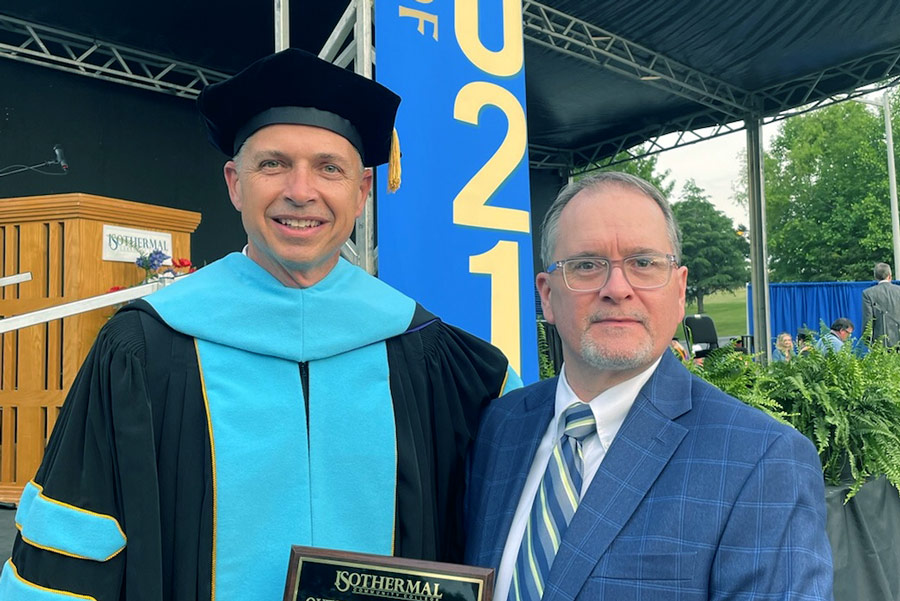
759, 91, 899, 281
577, 145, 676, 198
603, 149, 676, 199
672, 179, 749, 312
730, 146, 779, 213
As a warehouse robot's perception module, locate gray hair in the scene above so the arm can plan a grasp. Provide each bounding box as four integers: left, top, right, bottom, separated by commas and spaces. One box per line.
875, 262, 892, 281
233, 143, 248, 170
539, 171, 682, 270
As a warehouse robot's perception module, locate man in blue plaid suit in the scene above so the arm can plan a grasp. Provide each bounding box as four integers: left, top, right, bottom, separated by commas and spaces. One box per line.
465, 172, 833, 601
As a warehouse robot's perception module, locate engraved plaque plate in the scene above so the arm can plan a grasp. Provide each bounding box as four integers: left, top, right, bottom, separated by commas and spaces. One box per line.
283, 546, 493, 601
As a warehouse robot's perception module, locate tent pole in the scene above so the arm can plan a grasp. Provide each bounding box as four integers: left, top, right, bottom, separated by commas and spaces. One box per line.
882, 91, 900, 272
746, 117, 771, 363
354, 0, 376, 275
274, 0, 290, 51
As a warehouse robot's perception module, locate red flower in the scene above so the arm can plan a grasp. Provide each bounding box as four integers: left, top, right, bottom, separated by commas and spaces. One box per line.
107, 285, 126, 293
173, 258, 192, 268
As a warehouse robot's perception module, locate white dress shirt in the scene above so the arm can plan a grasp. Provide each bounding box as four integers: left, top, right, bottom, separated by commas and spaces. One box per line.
492, 357, 662, 601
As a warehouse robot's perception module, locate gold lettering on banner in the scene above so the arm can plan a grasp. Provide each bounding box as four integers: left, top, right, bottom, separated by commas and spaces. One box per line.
450, 0, 530, 374
452, 81, 530, 233
470, 240, 521, 374
399, 6, 439, 40
334, 570, 444, 601
455, 0, 523, 76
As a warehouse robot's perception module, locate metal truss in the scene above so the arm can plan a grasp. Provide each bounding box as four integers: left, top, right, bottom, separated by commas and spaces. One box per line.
522, 0, 756, 121
528, 145, 574, 171
523, 0, 900, 171
317, 0, 379, 274
0, 13, 227, 97
757, 45, 900, 113
528, 74, 900, 173
528, 118, 747, 171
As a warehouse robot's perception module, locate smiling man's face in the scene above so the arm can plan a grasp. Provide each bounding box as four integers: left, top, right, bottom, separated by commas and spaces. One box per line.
537, 183, 687, 398
224, 123, 372, 288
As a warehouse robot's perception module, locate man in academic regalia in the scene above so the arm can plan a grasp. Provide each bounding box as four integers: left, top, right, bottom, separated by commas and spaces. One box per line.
1, 49, 520, 601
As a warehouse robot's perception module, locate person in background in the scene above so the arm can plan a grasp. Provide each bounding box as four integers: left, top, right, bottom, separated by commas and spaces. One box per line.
861, 262, 900, 348
669, 337, 688, 361
796, 329, 814, 355
772, 331, 795, 361
815, 318, 854, 353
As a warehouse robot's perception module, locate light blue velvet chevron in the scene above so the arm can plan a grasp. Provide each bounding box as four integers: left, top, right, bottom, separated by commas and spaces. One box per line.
145, 254, 416, 601
15, 481, 125, 562
147, 253, 416, 361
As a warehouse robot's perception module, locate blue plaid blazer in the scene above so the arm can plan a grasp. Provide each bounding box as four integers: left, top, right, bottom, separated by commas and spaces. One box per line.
465, 351, 833, 600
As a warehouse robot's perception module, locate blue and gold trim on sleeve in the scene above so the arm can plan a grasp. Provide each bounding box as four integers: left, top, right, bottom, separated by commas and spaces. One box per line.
0, 559, 98, 600
15, 481, 126, 562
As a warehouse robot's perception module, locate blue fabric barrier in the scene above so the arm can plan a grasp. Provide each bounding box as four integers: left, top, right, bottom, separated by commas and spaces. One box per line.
747, 280, 895, 352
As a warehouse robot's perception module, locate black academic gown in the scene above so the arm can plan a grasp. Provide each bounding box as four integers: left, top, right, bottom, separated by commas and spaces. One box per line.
8, 300, 510, 601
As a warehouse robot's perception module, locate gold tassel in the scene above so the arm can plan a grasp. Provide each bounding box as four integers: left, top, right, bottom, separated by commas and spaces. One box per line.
388, 128, 401, 193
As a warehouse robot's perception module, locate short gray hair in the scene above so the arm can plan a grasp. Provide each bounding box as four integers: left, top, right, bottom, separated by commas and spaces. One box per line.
875, 262, 892, 281
233, 143, 248, 170
539, 171, 681, 270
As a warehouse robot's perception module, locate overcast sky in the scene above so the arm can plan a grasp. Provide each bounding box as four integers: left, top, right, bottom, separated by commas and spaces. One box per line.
654, 123, 780, 227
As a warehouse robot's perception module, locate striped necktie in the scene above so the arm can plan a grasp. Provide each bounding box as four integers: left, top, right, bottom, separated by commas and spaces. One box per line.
511, 402, 596, 601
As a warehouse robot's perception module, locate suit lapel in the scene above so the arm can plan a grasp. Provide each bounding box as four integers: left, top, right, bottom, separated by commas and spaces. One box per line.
482, 379, 556, 571
543, 353, 692, 601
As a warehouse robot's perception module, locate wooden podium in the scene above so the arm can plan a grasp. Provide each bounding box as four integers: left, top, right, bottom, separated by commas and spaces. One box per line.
0, 193, 201, 502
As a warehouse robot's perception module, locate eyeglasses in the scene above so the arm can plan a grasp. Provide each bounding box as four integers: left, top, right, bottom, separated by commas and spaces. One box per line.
546, 253, 678, 292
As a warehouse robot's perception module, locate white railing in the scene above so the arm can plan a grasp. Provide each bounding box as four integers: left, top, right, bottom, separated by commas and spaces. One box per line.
0, 274, 181, 335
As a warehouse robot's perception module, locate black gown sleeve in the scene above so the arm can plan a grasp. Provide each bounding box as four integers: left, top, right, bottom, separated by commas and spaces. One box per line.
7, 309, 164, 600
6, 303, 214, 601
387, 311, 510, 563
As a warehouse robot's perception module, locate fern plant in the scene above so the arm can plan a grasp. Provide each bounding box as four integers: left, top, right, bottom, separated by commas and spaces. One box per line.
764, 340, 900, 498
536, 320, 558, 380
685, 345, 787, 422
689, 336, 900, 500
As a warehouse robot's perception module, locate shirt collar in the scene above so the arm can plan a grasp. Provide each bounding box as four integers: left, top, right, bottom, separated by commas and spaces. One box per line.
555, 356, 662, 451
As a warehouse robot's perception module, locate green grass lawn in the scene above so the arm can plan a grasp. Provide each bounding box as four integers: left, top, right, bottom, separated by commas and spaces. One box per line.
679, 287, 748, 340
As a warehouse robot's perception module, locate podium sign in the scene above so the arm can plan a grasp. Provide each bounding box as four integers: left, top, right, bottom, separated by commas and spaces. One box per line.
102, 224, 173, 263
283, 547, 493, 601
375, 1, 537, 383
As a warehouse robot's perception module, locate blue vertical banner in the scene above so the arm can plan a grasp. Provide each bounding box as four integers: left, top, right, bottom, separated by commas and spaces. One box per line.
375, 0, 537, 383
